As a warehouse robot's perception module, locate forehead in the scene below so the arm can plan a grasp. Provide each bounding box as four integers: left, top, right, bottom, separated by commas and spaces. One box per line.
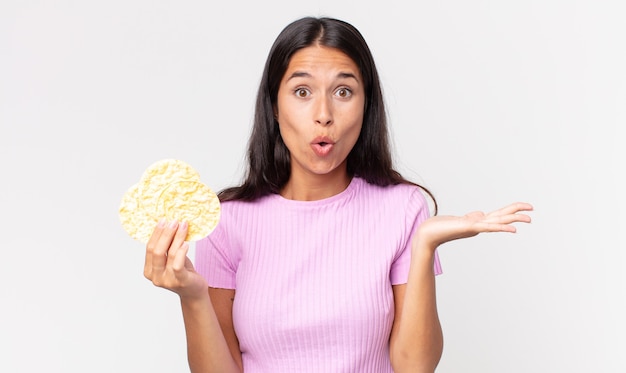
285, 46, 360, 77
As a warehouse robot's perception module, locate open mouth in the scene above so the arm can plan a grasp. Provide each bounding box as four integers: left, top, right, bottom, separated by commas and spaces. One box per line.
311, 137, 335, 156
312, 136, 335, 146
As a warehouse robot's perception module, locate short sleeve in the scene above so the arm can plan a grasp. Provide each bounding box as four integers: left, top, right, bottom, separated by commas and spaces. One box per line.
194, 219, 239, 289
390, 188, 443, 285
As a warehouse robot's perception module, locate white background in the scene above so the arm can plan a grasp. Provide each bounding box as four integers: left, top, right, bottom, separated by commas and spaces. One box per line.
1, 1, 624, 372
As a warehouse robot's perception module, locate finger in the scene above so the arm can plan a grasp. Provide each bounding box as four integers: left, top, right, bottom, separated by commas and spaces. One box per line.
152, 220, 180, 272
489, 202, 534, 218
475, 221, 518, 233
144, 218, 167, 279
487, 212, 532, 225
166, 221, 189, 268
171, 241, 190, 276
479, 211, 532, 233
501, 202, 533, 214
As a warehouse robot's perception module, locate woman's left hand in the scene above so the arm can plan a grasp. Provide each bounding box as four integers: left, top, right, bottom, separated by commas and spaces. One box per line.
414, 202, 534, 252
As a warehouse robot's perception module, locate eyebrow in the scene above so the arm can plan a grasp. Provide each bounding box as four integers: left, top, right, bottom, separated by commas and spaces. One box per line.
286, 71, 360, 82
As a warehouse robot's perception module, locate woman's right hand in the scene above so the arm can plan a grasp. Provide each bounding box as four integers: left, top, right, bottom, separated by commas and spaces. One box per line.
143, 219, 208, 301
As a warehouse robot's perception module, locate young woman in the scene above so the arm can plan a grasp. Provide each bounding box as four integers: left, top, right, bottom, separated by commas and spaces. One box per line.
143, 17, 533, 373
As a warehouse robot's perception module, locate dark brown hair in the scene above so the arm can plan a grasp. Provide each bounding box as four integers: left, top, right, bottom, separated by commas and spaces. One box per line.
219, 16, 437, 214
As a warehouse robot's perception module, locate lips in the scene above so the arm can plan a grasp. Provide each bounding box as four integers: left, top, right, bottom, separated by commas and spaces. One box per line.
311, 136, 335, 157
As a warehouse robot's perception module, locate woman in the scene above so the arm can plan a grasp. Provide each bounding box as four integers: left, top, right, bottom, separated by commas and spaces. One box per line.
143, 17, 532, 372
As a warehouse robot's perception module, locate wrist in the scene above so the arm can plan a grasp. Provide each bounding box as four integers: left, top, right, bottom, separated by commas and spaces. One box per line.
179, 286, 210, 308
411, 236, 438, 257
410, 242, 437, 272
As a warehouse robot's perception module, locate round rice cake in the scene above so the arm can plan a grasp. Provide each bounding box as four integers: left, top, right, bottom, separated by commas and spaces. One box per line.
137, 159, 201, 216
118, 159, 220, 243
119, 183, 157, 243
155, 180, 221, 241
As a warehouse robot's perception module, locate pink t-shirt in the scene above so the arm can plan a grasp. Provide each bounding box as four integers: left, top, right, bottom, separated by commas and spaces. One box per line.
195, 177, 442, 372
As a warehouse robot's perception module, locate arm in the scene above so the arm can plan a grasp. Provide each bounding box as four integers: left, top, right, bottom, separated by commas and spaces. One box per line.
144, 219, 242, 373
389, 252, 443, 373
207, 288, 243, 371
390, 202, 533, 373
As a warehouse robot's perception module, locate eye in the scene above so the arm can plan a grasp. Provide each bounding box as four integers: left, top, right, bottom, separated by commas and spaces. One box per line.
335, 87, 352, 98
294, 88, 310, 98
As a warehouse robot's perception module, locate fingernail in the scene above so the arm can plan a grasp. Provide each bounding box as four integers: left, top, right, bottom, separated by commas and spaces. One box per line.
157, 218, 166, 228
169, 220, 179, 229
181, 221, 188, 230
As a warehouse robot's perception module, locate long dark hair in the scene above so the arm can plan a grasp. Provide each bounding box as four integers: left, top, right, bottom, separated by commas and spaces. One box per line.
219, 16, 437, 214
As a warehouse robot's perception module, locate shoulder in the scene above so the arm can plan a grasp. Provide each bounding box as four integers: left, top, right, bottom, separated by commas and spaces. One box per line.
353, 178, 431, 223
219, 193, 277, 210
355, 178, 427, 204
216, 193, 280, 226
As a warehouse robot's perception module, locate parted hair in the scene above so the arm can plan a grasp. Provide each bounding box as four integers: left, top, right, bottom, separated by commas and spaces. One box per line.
218, 16, 437, 214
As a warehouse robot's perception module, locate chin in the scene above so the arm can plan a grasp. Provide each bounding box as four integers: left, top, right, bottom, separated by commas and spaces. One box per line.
309, 165, 344, 177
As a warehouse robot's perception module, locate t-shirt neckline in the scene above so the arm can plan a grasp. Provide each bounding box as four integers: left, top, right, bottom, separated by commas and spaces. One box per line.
270, 177, 361, 207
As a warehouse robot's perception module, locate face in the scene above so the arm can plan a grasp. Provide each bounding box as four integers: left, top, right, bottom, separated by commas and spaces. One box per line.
275, 45, 365, 182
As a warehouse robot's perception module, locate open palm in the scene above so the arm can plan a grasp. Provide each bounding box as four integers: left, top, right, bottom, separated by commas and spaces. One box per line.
416, 202, 534, 249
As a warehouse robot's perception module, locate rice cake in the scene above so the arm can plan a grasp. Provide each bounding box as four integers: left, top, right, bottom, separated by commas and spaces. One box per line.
119, 159, 220, 243
156, 180, 221, 241
137, 159, 201, 216
119, 182, 157, 244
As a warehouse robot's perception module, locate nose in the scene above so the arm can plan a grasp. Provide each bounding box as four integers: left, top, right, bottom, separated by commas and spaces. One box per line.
314, 95, 333, 126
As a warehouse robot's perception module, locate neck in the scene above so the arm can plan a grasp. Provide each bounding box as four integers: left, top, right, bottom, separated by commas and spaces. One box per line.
280, 167, 352, 201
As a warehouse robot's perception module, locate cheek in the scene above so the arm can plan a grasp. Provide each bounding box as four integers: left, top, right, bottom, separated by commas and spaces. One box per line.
276, 107, 308, 146
341, 101, 365, 137
345, 113, 364, 143
275, 100, 301, 134
277, 120, 301, 154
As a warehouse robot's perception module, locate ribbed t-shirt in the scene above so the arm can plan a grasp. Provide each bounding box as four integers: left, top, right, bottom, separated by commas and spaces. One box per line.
195, 177, 442, 372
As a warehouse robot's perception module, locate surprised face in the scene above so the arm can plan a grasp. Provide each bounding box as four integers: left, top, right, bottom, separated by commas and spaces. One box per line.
275, 45, 365, 183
